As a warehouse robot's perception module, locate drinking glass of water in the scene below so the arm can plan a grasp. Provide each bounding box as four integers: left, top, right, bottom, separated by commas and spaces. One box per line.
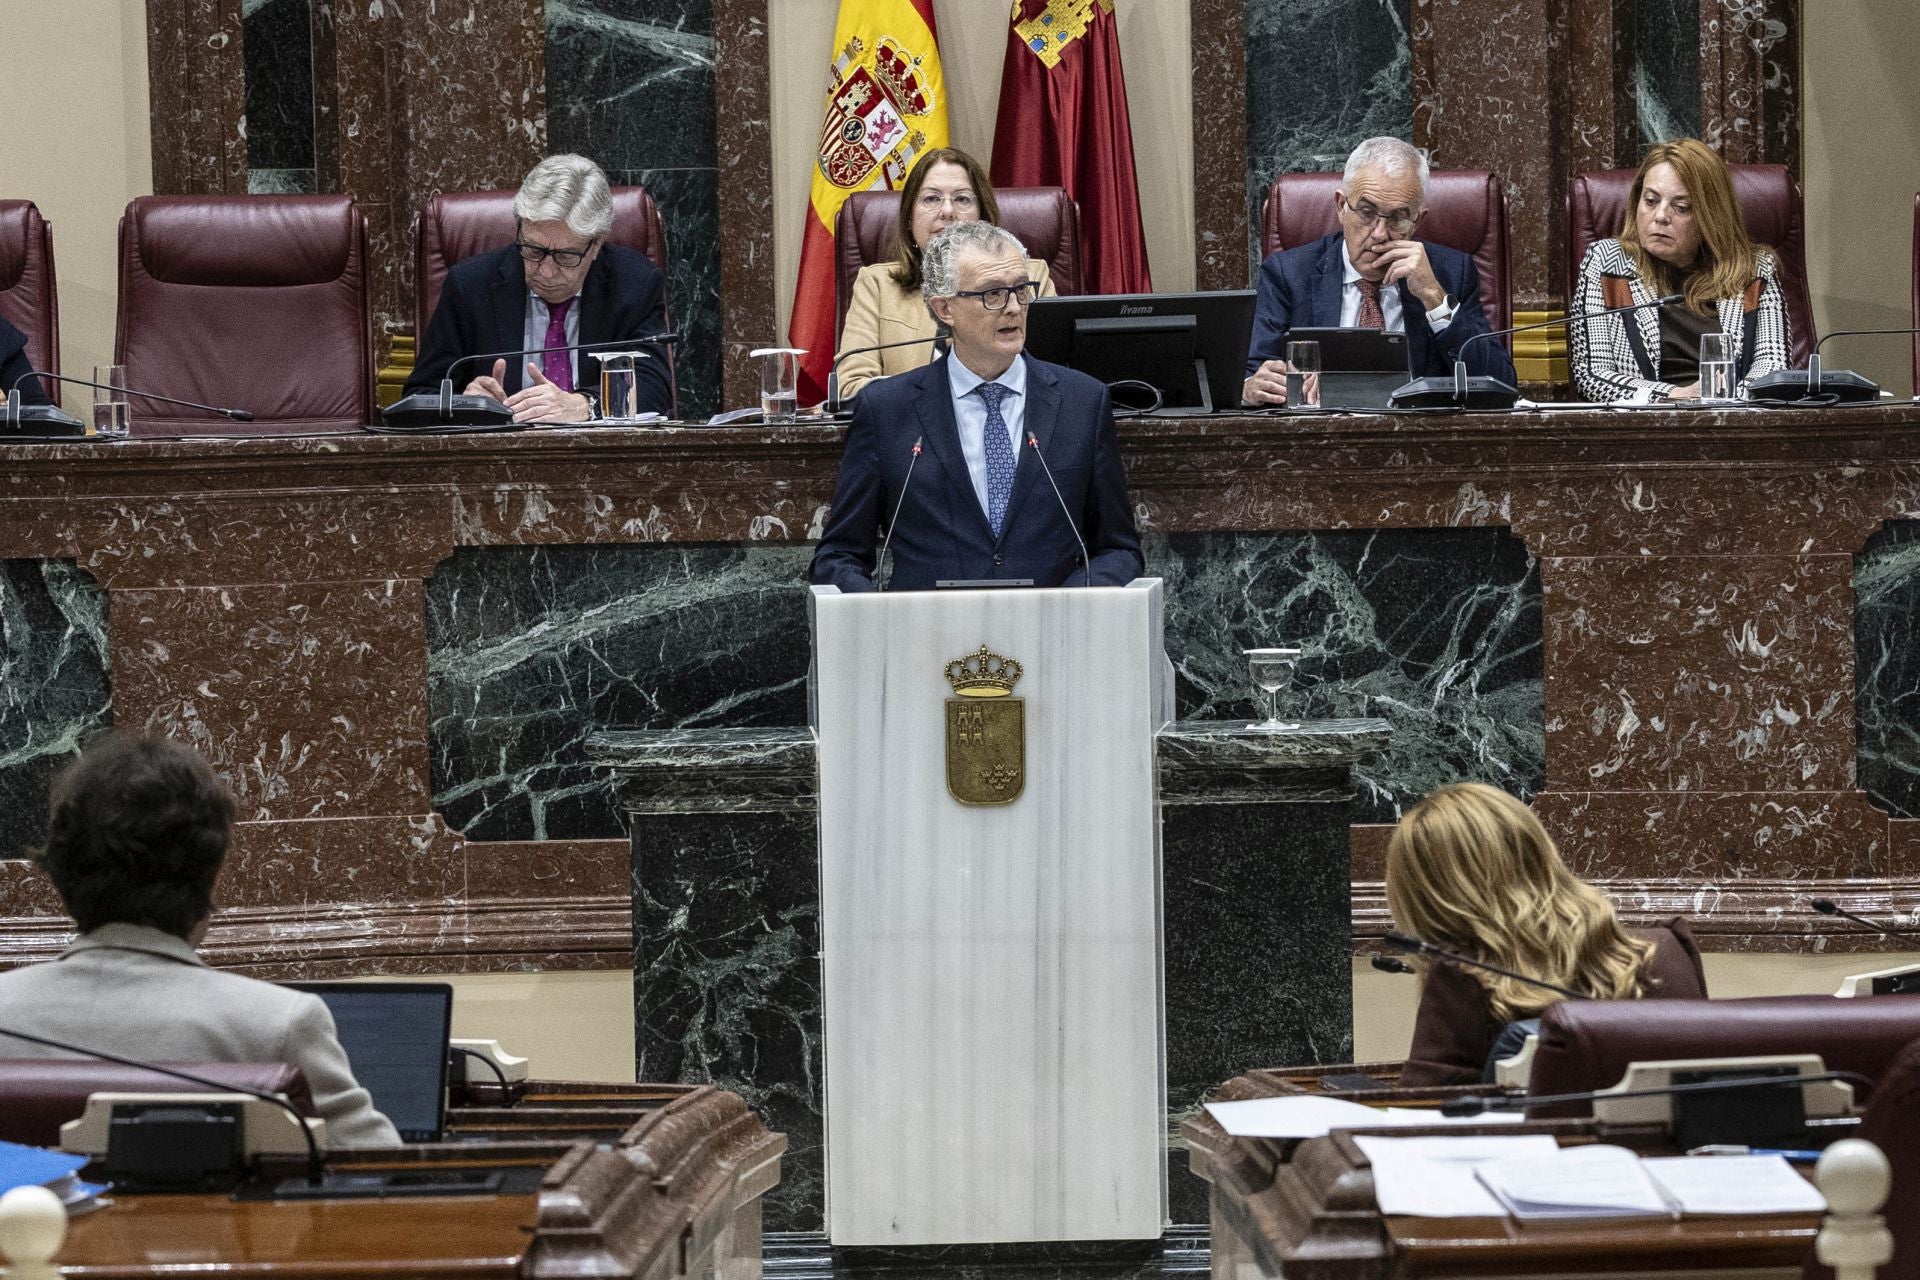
751, 347, 805, 423
92, 365, 130, 438
1285, 340, 1321, 409
1243, 647, 1302, 730
1698, 332, 1737, 404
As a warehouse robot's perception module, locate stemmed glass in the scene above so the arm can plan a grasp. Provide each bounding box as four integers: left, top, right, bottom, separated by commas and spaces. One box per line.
1243, 647, 1302, 730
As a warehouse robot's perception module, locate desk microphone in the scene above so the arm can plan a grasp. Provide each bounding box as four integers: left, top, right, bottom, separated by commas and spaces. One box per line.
1747, 327, 1920, 404
875, 434, 923, 593
10, 369, 254, 430
825, 331, 949, 416
1389, 294, 1683, 411
1026, 431, 1092, 588
382, 332, 680, 431
1382, 931, 1588, 1001
1370, 954, 1416, 975
1439, 1068, 1871, 1119
0, 1022, 323, 1187
1809, 897, 1920, 948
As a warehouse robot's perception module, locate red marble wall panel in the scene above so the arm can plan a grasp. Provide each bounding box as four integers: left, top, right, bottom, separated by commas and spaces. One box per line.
713, 0, 777, 410
1701, 0, 1800, 169
147, 0, 249, 195
1534, 789, 1895, 883
1542, 555, 1855, 793
1189, 0, 1248, 293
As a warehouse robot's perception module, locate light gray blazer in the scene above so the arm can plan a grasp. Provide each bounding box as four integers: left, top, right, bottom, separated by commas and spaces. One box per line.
0, 923, 400, 1148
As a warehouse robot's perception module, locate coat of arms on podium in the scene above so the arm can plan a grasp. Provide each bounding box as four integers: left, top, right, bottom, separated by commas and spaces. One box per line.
944, 645, 1025, 806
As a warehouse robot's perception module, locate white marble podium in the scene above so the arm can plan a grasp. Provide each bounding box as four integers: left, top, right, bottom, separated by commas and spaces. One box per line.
809, 581, 1172, 1246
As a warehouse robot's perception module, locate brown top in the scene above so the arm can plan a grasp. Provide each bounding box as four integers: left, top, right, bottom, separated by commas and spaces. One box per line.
1397, 917, 1708, 1088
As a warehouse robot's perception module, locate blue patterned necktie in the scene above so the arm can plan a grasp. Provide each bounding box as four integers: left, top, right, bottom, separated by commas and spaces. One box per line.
977, 381, 1015, 538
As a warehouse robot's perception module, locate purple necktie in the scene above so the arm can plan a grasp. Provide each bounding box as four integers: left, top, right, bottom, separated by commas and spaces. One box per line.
542, 298, 573, 391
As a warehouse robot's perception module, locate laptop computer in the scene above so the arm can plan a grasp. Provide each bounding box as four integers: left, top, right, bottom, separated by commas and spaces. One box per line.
1286, 327, 1411, 410
285, 981, 455, 1143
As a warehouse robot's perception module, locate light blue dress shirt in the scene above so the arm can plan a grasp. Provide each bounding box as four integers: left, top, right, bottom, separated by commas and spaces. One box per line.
945, 352, 1027, 522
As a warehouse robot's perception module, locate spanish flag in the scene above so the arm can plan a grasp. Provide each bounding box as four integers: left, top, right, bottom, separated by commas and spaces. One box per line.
787, 0, 949, 403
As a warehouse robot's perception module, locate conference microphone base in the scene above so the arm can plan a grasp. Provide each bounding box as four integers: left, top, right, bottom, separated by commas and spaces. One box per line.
1388, 376, 1521, 411
2, 404, 89, 439
377, 392, 516, 432
1747, 368, 1881, 404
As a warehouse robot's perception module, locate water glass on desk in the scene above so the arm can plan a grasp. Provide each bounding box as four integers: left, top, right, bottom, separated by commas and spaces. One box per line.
750, 347, 804, 423
92, 365, 129, 438
1699, 332, 1737, 404
1285, 340, 1320, 409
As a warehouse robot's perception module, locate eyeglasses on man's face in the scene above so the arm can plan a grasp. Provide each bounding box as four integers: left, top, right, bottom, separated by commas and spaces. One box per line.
516, 240, 596, 269
917, 190, 979, 213
953, 280, 1038, 311
1341, 198, 1420, 235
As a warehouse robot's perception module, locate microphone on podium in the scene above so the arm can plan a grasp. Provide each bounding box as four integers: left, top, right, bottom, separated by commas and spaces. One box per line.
380, 333, 679, 431
1025, 431, 1092, 588
1388, 294, 1684, 411
875, 434, 924, 593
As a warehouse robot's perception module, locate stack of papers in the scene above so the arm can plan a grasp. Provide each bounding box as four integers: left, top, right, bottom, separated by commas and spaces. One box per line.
0, 1139, 106, 1213
1203, 1095, 1527, 1139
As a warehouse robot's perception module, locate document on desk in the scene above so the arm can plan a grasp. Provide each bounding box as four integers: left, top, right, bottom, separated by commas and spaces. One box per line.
1203, 1095, 1527, 1138
1352, 1135, 1561, 1216
1474, 1144, 1677, 1220
1641, 1155, 1827, 1214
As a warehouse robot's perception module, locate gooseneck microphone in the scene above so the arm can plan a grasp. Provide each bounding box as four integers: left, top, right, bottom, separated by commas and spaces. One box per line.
11, 369, 254, 422
381, 332, 680, 431
1747, 326, 1920, 404
1025, 431, 1092, 588
876, 434, 924, 593
0, 1022, 323, 1186
442, 331, 680, 390
825, 331, 950, 415
1382, 931, 1588, 1002
1809, 897, 1920, 948
1439, 1068, 1871, 1119
1370, 954, 1416, 975
1389, 293, 1684, 411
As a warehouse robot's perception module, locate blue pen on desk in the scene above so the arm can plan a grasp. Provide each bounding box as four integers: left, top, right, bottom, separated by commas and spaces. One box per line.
1689, 1144, 1825, 1161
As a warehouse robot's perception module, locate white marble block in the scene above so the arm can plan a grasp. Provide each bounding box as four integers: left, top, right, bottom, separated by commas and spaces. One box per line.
810, 581, 1171, 1246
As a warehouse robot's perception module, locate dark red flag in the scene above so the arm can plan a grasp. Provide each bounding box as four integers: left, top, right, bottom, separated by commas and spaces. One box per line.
989, 0, 1152, 294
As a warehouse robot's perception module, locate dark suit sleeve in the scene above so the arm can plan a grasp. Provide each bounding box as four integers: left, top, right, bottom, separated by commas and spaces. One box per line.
1244, 251, 1295, 376
1081, 385, 1144, 586
1397, 960, 1503, 1088
809, 398, 884, 592
406, 271, 486, 396
0, 321, 49, 406
1423, 255, 1517, 384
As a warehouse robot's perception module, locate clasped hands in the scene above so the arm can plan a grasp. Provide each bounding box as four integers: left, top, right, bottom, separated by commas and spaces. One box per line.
466, 359, 594, 422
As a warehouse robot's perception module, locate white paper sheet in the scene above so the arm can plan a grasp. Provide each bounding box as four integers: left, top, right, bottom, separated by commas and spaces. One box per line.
1642, 1155, 1827, 1215
1353, 1135, 1562, 1217
1203, 1095, 1527, 1139
1474, 1144, 1674, 1219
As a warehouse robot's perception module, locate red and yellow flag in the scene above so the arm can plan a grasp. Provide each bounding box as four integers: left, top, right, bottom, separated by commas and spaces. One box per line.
787, 0, 949, 403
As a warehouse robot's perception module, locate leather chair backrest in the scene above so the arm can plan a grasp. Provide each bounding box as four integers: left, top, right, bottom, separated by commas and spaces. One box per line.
832, 187, 1083, 342
115, 195, 374, 434
0, 200, 58, 381
1528, 994, 1920, 1116
412, 187, 671, 341
0, 1059, 316, 1148
1567, 164, 1815, 365
1259, 170, 1513, 337
1806, 1033, 1920, 1280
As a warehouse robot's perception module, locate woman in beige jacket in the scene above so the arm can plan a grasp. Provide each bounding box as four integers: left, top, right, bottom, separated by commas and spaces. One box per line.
834, 147, 1056, 401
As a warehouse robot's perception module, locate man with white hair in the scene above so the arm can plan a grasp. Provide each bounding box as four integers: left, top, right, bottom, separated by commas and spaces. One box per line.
1242, 136, 1514, 406
408, 153, 673, 421
811, 220, 1141, 591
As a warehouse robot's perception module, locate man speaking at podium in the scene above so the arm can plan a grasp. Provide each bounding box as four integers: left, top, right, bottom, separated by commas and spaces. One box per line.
811, 221, 1142, 592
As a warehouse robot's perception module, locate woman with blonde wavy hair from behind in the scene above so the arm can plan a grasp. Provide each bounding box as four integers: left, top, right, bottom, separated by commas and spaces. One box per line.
1386, 782, 1707, 1086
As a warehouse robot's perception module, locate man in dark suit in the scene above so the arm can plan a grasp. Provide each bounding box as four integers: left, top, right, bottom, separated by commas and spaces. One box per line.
1, 317, 51, 407
1243, 137, 1515, 405
811, 221, 1142, 592
407, 153, 673, 421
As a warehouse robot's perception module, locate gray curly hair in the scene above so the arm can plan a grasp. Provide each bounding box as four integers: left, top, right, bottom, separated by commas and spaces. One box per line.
514, 154, 615, 240
921, 221, 1028, 309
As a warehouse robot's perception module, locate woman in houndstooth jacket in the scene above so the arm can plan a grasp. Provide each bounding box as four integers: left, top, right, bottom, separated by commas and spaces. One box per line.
1569, 138, 1790, 403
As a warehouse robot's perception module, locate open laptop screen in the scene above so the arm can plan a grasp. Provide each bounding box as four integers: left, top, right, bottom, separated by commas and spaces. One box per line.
284, 981, 454, 1143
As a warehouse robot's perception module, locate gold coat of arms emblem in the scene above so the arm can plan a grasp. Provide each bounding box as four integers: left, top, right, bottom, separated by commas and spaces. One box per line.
944, 645, 1025, 806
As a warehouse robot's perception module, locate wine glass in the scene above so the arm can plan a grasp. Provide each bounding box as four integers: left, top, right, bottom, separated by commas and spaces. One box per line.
1243, 647, 1302, 730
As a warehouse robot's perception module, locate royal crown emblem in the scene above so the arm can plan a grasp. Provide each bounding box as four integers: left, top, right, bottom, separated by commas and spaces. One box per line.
817, 34, 937, 192
944, 645, 1026, 805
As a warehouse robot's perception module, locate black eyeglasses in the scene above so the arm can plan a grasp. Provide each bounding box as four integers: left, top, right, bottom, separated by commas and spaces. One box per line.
515, 240, 596, 269
953, 280, 1039, 312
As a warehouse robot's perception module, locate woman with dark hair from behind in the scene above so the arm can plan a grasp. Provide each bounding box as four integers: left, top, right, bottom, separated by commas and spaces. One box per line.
833, 146, 1059, 401
0, 733, 399, 1147
1387, 782, 1708, 1087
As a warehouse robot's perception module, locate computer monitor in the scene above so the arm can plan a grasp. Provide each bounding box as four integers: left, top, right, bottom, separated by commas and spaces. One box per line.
1024, 290, 1256, 415
286, 981, 454, 1143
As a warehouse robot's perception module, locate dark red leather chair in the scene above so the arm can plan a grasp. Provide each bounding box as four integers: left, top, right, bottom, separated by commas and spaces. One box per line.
832, 187, 1083, 342
1567, 165, 1815, 365
412, 187, 671, 341
115, 195, 374, 434
0, 1060, 315, 1147
1804, 1033, 1920, 1280
0, 200, 58, 386
1526, 995, 1920, 1117
1258, 170, 1513, 337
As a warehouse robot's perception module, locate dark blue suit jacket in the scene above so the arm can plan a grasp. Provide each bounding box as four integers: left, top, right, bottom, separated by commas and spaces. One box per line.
1245, 232, 1516, 384
810, 353, 1144, 592
1, 318, 49, 406
406, 243, 674, 415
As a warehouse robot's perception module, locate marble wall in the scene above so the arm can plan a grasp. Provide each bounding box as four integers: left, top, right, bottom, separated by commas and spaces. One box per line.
0, 563, 112, 859
243, 0, 317, 195
1857, 520, 1920, 821
1637, 0, 1702, 150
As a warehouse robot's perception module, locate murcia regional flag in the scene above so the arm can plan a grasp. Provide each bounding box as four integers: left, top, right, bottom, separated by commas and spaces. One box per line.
788, 0, 948, 402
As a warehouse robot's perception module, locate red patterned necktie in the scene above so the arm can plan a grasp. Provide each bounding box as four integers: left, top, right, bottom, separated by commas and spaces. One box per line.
1356, 278, 1385, 331
542, 298, 573, 391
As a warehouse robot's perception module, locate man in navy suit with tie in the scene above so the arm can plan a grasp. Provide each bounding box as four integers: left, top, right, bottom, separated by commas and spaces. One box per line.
811, 221, 1142, 592
1242, 137, 1515, 405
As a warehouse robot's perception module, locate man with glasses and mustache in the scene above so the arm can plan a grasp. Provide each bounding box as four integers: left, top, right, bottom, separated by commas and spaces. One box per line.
408, 153, 673, 422
1242, 136, 1514, 406
812, 221, 1141, 592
